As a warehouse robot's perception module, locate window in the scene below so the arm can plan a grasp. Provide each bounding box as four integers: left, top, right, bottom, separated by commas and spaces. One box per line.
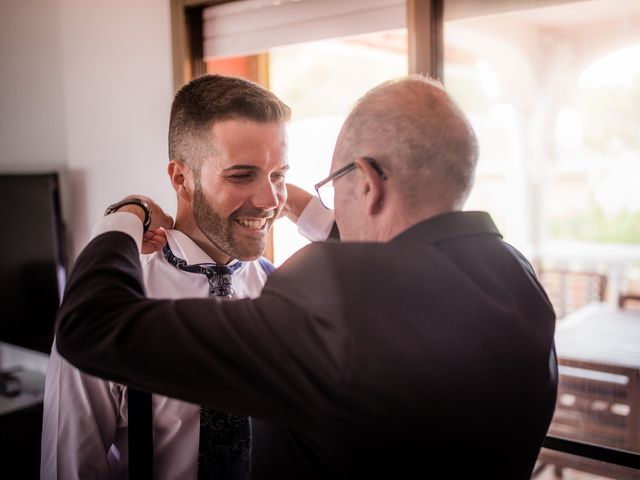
172, 0, 640, 475
200, 0, 407, 265
444, 1, 640, 307
444, 1, 640, 477
269, 31, 407, 264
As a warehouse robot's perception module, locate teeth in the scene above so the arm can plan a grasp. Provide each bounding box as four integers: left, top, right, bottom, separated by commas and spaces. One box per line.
236, 218, 267, 229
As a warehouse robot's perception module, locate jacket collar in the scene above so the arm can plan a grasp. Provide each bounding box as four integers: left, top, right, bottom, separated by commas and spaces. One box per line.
391, 211, 502, 246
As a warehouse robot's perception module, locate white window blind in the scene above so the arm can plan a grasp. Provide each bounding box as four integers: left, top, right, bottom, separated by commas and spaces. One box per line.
203, 0, 406, 60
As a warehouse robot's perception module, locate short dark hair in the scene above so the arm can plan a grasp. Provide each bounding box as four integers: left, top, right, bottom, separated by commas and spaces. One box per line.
168, 74, 291, 168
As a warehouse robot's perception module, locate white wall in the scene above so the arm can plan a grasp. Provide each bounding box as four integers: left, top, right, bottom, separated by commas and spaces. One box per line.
58, 0, 176, 258
0, 0, 68, 172
0, 0, 176, 370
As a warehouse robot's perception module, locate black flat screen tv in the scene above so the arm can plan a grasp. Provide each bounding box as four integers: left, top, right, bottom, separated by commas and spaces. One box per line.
0, 173, 66, 354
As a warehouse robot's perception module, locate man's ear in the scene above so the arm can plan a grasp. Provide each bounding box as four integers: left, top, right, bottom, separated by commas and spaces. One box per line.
168, 160, 193, 202
355, 157, 385, 215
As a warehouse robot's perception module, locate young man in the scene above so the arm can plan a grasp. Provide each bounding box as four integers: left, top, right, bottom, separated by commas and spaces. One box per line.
55, 76, 558, 479
42, 74, 299, 479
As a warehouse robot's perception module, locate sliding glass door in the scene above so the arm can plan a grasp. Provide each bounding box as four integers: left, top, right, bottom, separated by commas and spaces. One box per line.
444, 1, 640, 477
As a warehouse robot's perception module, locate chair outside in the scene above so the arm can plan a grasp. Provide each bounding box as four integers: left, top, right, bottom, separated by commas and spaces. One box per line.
533, 303, 640, 479
619, 294, 640, 309
538, 269, 608, 319
536, 358, 640, 479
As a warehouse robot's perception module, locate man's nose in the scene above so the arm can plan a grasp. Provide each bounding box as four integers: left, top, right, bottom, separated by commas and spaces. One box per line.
251, 178, 280, 210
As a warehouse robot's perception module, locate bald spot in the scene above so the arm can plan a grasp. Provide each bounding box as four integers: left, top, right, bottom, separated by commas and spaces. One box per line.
335, 76, 478, 212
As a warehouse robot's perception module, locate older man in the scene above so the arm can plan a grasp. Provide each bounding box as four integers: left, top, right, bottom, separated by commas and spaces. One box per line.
55, 76, 557, 479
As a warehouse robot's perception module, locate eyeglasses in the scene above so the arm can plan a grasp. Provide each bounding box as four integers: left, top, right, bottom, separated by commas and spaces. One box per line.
314, 157, 387, 210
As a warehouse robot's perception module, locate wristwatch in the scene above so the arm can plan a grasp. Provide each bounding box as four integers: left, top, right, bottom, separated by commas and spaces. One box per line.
104, 198, 152, 232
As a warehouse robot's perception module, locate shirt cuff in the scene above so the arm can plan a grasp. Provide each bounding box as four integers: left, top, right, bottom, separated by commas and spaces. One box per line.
91, 212, 144, 252
297, 196, 335, 242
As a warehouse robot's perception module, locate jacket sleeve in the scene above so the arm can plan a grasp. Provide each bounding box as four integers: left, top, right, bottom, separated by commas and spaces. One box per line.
56, 231, 346, 431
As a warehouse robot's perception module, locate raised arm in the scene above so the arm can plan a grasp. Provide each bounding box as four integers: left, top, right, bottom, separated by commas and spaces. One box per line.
55, 210, 344, 430
283, 184, 337, 241
281, 183, 313, 223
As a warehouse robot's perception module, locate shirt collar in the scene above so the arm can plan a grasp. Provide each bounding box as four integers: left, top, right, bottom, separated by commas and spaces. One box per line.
165, 229, 242, 268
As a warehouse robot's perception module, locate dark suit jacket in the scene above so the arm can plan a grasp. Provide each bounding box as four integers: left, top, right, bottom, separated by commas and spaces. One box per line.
56, 211, 557, 479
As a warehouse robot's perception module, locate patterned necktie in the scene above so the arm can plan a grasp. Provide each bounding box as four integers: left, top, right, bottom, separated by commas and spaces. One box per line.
162, 244, 243, 298
162, 244, 251, 480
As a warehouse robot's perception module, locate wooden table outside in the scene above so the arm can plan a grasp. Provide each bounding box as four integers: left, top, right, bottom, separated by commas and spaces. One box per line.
539, 302, 640, 479
554, 302, 640, 376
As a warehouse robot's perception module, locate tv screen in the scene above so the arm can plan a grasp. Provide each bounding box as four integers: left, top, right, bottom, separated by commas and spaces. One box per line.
0, 173, 66, 354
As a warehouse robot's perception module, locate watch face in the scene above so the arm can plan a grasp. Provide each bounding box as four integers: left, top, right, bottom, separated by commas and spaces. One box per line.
105, 199, 150, 231
104, 203, 119, 216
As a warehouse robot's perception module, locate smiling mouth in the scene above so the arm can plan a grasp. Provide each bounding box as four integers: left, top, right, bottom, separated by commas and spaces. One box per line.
235, 218, 270, 229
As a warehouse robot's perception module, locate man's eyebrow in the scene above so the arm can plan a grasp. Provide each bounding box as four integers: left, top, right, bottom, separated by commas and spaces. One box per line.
222, 164, 290, 172
222, 165, 259, 172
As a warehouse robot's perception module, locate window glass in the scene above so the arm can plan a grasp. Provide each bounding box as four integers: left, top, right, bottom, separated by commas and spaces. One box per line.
444, 1, 640, 278
269, 30, 407, 265
445, 2, 640, 476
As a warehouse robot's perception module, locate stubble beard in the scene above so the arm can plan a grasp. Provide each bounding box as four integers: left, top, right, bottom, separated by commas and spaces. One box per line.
192, 181, 268, 261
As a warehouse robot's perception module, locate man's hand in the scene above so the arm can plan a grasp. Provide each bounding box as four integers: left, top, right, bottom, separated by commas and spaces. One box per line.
117, 194, 174, 231
113, 195, 174, 253
282, 184, 313, 224
142, 228, 168, 254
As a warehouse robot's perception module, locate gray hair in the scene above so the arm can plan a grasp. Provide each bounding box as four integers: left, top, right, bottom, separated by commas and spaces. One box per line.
336, 75, 478, 210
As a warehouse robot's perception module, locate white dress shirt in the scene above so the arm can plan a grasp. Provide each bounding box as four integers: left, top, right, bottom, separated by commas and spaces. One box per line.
42, 217, 269, 480
296, 196, 335, 242
41, 199, 333, 480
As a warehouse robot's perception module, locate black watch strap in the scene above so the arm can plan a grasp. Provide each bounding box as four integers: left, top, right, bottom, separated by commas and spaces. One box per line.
104, 198, 152, 232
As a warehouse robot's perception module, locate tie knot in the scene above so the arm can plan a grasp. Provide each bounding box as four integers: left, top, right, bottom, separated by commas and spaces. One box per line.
162, 244, 241, 298
209, 265, 232, 277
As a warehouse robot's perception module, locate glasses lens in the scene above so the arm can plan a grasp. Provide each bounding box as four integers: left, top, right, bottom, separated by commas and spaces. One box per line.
318, 184, 334, 210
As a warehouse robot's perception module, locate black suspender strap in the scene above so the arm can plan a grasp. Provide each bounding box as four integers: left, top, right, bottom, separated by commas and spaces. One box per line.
128, 388, 154, 480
